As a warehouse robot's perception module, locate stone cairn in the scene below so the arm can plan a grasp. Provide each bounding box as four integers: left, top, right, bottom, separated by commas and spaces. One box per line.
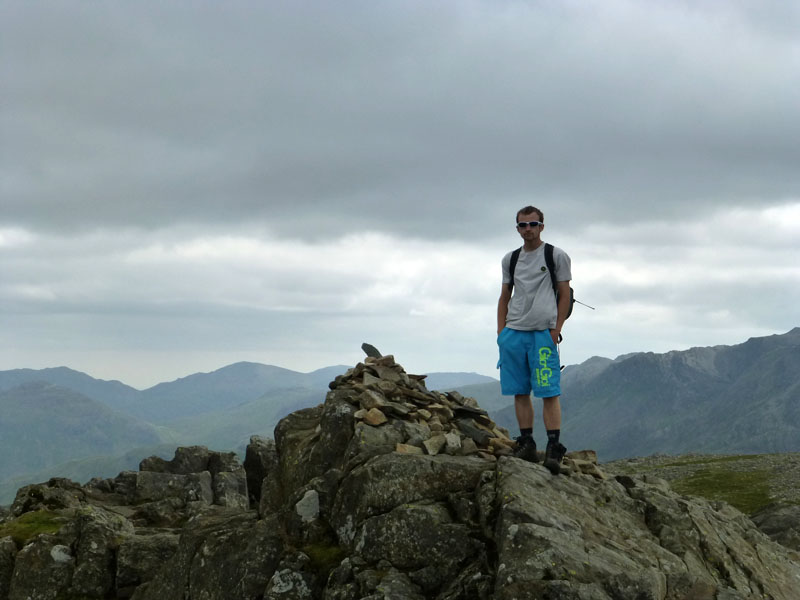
335, 354, 513, 459
329, 347, 604, 478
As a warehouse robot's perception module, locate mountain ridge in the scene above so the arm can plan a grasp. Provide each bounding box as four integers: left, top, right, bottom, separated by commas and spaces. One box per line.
1, 328, 796, 504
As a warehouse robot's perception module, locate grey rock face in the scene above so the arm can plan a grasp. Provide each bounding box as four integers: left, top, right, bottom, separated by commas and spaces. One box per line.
331, 453, 491, 542
2, 353, 800, 600
10, 477, 85, 516
134, 512, 285, 600
750, 502, 800, 551
264, 552, 317, 600
138, 446, 249, 510
0, 536, 16, 600
354, 502, 482, 591
70, 507, 135, 598
127, 470, 214, 505
213, 470, 249, 509
7, 534, 75, 600
140, 445, 210, 474
492, 457, 800, 599
116, 532, 180, 595
243, 434, 275, 506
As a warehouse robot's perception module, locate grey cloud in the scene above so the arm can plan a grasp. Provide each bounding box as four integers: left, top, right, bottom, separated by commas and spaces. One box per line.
3, 1, 799, 240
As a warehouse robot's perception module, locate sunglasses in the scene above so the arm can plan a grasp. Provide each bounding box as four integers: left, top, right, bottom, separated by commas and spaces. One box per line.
516, 221, 542, 229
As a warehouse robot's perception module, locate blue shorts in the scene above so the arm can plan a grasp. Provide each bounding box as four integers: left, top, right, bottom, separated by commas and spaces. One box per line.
496, 328, 561, 398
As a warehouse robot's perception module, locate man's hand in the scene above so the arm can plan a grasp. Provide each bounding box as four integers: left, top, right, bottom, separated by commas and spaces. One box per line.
550, 329, 561, 345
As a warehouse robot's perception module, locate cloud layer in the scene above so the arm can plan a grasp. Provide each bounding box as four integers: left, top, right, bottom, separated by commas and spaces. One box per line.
2, 1, 799, 386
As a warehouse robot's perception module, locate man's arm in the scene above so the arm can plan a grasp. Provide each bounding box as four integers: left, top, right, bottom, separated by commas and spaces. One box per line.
497, 284, 512, 334
551, 280, 571, 344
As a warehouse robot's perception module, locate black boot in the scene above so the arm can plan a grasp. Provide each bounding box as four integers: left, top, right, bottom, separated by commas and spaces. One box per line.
543, 441, 566, 474
513, 434, 539, 463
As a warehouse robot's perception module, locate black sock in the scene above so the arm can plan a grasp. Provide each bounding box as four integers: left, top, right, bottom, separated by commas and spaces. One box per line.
520, 428, 533, 438
547, 429, 560, 444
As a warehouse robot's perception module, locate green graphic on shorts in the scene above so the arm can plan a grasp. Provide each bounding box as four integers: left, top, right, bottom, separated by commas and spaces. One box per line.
536, 347, 553, 387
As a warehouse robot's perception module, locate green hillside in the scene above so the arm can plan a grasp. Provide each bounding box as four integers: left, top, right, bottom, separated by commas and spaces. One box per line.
164, 387, 322, 450
0, 382, 164, 481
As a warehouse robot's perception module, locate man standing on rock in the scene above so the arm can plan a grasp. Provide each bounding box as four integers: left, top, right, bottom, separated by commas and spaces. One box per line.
497, 206, 571, 474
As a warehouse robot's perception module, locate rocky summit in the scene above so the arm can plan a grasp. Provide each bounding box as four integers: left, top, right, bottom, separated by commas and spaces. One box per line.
1, 354, 799, 599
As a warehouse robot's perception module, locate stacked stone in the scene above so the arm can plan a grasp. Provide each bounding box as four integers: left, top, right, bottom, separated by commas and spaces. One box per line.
329, 354, 515, 460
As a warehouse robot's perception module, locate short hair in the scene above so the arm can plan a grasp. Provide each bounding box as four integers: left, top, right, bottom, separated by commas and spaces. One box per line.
516, 205, 544, 223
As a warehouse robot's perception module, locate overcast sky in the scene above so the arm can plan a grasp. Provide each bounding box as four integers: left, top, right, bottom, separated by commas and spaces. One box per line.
2, 1, 799, 389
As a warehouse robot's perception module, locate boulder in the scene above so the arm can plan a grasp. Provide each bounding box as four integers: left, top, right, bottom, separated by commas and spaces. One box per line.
243, 435, 276, 505
274, 405, 324, 499
354, 502, 484, 591
130, 498, 186, 528
7, 534, 75, 600
69, 506, 135, 598
207, 450, 241, 475
116, 532, 180, 597
491, 456, 800, 599
750, 502, 800, 551
134, 511, 284, 600
131, 471, 214, 505
213, 470, 249, 509
10, 477, 85, 516
140, 445, 210, 474
263, 552, 317, 599
331, 453, 492, 546
0, 536, 16, 600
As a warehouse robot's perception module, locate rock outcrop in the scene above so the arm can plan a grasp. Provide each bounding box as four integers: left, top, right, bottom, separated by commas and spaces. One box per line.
1, 355, 799, 599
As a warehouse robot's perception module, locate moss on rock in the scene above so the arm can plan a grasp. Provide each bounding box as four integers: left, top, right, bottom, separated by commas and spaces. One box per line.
0, 510, 63, 546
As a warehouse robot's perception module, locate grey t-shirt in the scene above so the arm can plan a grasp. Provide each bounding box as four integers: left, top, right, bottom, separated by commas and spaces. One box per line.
501, 244, 572, 331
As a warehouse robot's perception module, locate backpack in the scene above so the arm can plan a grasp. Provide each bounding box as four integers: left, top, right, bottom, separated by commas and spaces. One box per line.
508, 243, 575, 319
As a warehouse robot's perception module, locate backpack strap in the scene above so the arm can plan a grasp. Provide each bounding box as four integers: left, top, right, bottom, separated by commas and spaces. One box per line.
545, 243, 575, 341
544, 243, 558, 294
508, 247, 522, 293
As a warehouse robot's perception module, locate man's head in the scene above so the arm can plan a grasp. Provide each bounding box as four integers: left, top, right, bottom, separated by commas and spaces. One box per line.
515, 206, 544, 245
516, 205, 543, 223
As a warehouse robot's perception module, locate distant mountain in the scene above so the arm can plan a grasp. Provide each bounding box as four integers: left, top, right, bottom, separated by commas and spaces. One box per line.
0, 366, 140, 411
482, 328, 800, 460
163, 386, 323, 450
0, 362, 352, 424
132, 362, 351, 422
423, 371, 497, 391
0, 382, 164, 481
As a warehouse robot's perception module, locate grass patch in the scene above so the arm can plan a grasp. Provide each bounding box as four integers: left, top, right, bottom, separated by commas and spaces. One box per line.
671, 469, 773, 514
0, 510, 62, 546
302, 542, 347, 573
662, 455, 765, 468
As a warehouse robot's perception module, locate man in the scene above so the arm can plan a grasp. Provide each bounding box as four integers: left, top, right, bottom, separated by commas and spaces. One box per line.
497, 206, 571, 474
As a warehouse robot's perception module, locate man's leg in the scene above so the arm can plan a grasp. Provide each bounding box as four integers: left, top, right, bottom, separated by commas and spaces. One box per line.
499, 330, 538, 462
542, 395, 566, 474
513, 393, 538, 462
542, 396, 560, 431
515, 393, 534, 430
